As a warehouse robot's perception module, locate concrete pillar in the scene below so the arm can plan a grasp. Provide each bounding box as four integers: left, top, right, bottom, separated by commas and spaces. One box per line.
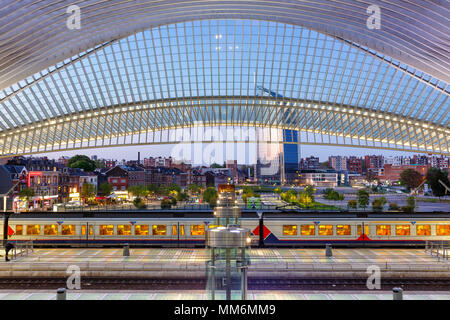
325, 244, 332, 257
56, 288, 66, 300
393, 287, 403, 300
123, 243, 130, 256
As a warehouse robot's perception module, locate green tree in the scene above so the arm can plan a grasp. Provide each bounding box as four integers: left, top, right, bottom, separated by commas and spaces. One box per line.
68, 155, 96, 172
176, 192, 189, 202
274, 187, 282, 195
400, 169, 423, 190
211, 163, 223, 168
347, 200, 357, 210
357, 189, 370, 210
298, 192, 313, 207
127, 185, 149, 198
98, 182, 113, 196
81, 183, 96, 202
133, 197, 146, 209
304, 185, 316, 196
147, 184, 159, 196
168, 183, 182, 194
372, 196, 387, 212
18, 188, 35, 208
93, 159, 106, 169
187, 183, 203, 195
426, 167, 450, 198
203, 187, 218, 207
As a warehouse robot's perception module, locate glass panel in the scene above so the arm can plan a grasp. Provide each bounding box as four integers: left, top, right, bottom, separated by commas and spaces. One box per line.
152, 225, 167, 236
26, 225, 41, 235
301, 225, 315, 236
180, 225, 185, 236
135, 225, 149, 236
15, 225, 23, 235
117, 225, 131, 236
336, 225, 351, 236
318, 225, 333, 236
416, 225, 431, 236
81, 225, 86, 236
44, 225, 58, 236
395, 225, 410, 236
190, 225, 205, 236
61, 225, 75, 236
436, 225, 450, 236
172, 225, 177, 236
283, 225, 297, 236
357, 225, 370, 235
99, 225, 114, 236
376, 225, 391, 236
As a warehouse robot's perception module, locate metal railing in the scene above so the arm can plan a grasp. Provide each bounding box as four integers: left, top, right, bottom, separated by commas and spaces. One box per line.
425, 240, 450, 261
7, 241, 34, 260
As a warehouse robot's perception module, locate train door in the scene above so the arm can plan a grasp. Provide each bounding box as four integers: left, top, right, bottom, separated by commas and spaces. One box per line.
172, 222, 185, 247
81, 223, 95, 247
357, 223, 369, 246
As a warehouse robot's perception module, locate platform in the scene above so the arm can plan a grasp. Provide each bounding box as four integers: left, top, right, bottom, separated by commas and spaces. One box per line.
0, 290, 449, 300
0, 248, 449, 279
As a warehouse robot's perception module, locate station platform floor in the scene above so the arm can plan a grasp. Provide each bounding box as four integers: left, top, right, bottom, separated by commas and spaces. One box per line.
0, 290, 449, 300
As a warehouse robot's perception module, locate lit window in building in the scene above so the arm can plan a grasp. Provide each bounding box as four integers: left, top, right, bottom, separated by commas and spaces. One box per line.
376, 225, 391, 236
61, 225, 75, 236
301, 225, 315, 236
336, 225, 351, 236
318, 225, 333, 236
437, 225, 450, 236
135, 225, 149, 235
44, 225, 58, 236
152, 225, 167, 236
99, 225, 114, 236
416, 225, 431, 236
15, 225, 23, 235
357, 225, 370, 236
283, 225, 297, 236
117, 225, 131, 236
395, 225, 410, 236
27, 225, 41, 235
190, 225, 205, 236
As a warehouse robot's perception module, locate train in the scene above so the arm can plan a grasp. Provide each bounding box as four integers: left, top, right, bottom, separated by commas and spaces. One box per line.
1, 213, 449, 247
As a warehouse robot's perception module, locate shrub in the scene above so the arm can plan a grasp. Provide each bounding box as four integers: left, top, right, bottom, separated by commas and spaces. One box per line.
400, 205, 414, 213
347, 200, 357, 210
388, 202, 399, 211
160, 199, 172, 209
133, 197, 146, 209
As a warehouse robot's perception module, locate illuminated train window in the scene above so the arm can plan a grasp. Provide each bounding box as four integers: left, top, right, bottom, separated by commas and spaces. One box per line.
27, 225, 41, 235
135, 225, 149, 236
437, 225, 450, 236
301, 225, 315, 236
283, 225, 297, 236
336, 225, 351, 236
319, 225, 333, 236
416, 225, 431, 236
117, 225, 131, 236
44, 225, 58, 236
396, 225, 410, 236
357, 225, 370, 236
152, 225, 167, 236
15, 225, 23, 235
62, 225, 75, 236
100, 225, 114, 236
191, 225, 205, 236
376, 225, 391, 236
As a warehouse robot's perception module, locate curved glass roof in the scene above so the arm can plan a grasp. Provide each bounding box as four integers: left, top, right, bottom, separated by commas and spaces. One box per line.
0, 20, 448, 156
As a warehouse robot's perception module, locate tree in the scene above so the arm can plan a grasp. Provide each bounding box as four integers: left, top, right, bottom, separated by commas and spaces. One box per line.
187, 184, 203, 195
93, 159, 106, 169
347, 200, 357, 210
68, 155, 96, 172
304, 185, 315, 196
176, 192, 189, 202
127, 185, 149, 198
372, 196, 387, 212
168, 183, 182, 194
400, 169, 423, 190
98, 183, 113, 196
365, 170, 378, 184
18, 188, 35, 207
211, 163, 223, 168
357, 189, 370, 210
426, 167, 450, 198
81, 183, 96, 202
274, 187, 282, 195
298, 192, 313, 207
320, 161, 330, 169
133, 197, 146, 209
203, 187, 218, 207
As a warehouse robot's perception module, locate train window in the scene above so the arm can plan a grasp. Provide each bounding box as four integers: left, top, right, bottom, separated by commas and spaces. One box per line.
135, 225, 149, 236
336, 225, 351, 236
191, 225, 205, 236
208, 224, 219, 229
301, 225, 315, 236
376, 225, 391, 236
82, 225, 94, 236
283, 225, 297, 236
416, 225, 431, 236
15, 225, 23, 235
436, 225, 450, 236
117, 225, 131, 236
152, 225, 167, 236
62, 225, 75, 236
357, 225, 370, 236
180, 225, 185, 236
318, 225, 333, 236
395, 225, 410, 236
26, 225, 41, 235
99, 225, 114, 236
44, 225, 58, 236
172, 225, 177, 236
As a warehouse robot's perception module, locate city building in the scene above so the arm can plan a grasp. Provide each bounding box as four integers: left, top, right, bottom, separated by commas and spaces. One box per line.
329, 156, 348, 171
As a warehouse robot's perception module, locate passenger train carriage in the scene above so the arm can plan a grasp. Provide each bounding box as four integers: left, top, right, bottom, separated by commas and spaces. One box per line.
1, 215, 449, 247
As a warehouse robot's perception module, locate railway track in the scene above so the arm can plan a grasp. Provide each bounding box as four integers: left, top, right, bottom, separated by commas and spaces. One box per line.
1, 277, 450, 291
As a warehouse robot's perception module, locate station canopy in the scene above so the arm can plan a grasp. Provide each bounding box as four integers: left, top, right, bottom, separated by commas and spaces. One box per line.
0, 1, 448, 156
